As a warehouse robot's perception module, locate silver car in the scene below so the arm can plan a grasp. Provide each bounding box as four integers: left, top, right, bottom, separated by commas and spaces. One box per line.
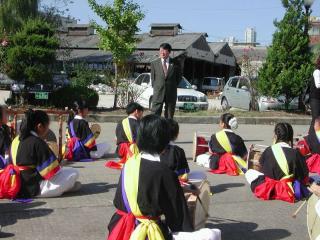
221, 76, 253, 110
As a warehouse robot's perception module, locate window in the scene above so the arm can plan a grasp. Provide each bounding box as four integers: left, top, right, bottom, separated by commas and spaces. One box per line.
229, 78, 238, 88
135, 75, 144, 85
238, 78, 250, 89
142, 74, 150, 85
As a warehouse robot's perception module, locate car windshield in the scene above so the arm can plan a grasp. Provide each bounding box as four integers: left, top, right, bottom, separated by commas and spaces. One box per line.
205, 78, 218, 86
178, 78, 193, 89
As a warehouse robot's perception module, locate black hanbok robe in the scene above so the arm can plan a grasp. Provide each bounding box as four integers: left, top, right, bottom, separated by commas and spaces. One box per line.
115, 117, 139, 145
250, 143, 309, 203
12, 134, 61, 198
107, 154, 193, 240
304, 129, 320, 173
0, 124, 11, 168
65, 117, 97, 161
208, 129, 247, 175
160, 143, 190, 180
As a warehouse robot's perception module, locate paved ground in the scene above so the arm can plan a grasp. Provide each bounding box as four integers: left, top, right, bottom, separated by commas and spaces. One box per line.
0, 123, 311, 240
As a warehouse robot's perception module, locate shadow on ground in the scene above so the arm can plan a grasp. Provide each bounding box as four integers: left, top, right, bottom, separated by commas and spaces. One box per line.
206, 217, 291, 240
210, 183, 245, 194
0, 201, 53, 238
63, 182, 118, 197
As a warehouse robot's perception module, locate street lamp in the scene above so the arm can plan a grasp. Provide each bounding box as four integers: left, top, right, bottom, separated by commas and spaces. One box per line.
304, 0, 314, 35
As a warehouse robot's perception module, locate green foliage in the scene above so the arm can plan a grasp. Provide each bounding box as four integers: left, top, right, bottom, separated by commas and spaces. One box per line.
70, 63, 104, 88
88, 0, 144, 64
0, 0, 39, 33
258, 0, 313, 108
5, 18, 59, 84
51, 86, 99, 108
88, 0, 144, 108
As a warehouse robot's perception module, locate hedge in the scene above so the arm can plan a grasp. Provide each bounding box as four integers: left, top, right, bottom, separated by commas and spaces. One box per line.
51, 86, 99, 108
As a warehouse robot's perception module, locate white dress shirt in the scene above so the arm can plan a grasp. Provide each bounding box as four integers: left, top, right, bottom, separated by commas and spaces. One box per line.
161, 58, 170, 69
313, 69, 320, 89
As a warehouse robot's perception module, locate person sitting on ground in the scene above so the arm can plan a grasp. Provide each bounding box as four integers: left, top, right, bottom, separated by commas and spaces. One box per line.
296, 117, 320, 174
106, 102, 144, 169
160, 119, 190, 181
64, 100, 111, 161
107, 114, 221, 240
196, 113, 247, 176
10, 109, 80, 198
0, 105, 11, 169
245, 122, 312, 203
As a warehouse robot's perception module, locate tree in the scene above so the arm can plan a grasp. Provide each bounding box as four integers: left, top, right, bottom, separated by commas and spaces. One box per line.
0, 0, 39, 33
258, 0, 313, 109
88, 0, 144, 108
5, 18, 60, 85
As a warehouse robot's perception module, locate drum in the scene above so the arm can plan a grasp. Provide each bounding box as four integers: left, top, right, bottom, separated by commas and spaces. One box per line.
192, 132, 210, 162
91, 123, 101, 139
307, 193, 320, 240
184, 180, 211, 230
247, 145, 267, 172
47, 141, 59, 157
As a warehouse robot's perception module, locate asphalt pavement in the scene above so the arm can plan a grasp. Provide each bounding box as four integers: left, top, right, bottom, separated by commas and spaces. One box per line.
0, 123, 311, 240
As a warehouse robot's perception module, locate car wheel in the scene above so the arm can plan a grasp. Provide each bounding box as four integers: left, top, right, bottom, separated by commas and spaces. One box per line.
149, 97, 153, 110
221, 97, 230, 110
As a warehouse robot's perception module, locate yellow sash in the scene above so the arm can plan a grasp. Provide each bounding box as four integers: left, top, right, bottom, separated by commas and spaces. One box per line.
10, 136, 20, 166
216, 130, 246, 174
271, 144, 294, 193
124, 154, 165, 240
122, 118, 139, 157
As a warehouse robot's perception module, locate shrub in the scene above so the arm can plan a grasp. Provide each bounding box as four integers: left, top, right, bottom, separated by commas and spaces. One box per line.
51, 86, 99, 108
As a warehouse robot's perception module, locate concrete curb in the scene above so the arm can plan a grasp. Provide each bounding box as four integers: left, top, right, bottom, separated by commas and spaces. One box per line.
83, 115, 312, 125
45, 114, 312, 125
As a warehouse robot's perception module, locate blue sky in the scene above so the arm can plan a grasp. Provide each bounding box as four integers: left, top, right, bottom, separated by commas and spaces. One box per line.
43, 0, 320, 45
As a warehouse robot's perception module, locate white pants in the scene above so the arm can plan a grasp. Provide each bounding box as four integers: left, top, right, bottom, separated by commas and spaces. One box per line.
90, 142, 111, 159
38, 167, 79, 198
173, 228, 221, 240
196, 153, 211, 168
245, 169, 264, 185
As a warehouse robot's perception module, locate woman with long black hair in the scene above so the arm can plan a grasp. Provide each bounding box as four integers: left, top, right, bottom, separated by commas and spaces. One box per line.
246, 123, 310, 203
11, 109, 80, 198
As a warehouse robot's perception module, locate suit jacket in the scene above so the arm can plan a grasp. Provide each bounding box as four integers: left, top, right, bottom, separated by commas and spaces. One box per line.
151, 58, 182, 103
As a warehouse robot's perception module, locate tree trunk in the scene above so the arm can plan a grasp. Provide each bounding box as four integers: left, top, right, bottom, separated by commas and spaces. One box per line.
113, 62, 118, 109
298, 94, 306, 112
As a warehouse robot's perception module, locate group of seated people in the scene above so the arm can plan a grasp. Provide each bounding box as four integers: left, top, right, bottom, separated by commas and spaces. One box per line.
195, 112, 320, 203
1, 100, 320, 239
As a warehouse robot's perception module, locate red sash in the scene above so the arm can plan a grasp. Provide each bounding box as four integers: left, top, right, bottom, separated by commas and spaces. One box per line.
209, 152, 239, 176
107, 210, 159, 240
105, 142, 133, 170
254, 177, 295, 203
295, 138, 311, 156
306, 153, 320, 174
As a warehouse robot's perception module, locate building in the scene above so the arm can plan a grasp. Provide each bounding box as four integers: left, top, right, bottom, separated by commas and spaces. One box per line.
309, 16, 320, 45
230, 45, 267, 77
245, 27, 257, 44
58, 23, 237, 82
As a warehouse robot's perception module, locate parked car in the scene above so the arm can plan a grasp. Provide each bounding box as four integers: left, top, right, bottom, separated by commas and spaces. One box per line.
0, 73, 14, 90
221, 76, 300, 111
11, 81, 25, 93
201, 77, 224, 94
132, 73, 208, 111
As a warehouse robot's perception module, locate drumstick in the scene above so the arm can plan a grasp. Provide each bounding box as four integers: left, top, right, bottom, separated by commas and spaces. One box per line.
292, 200, 307, 218
58, 115, 63, 162
292, 187, 314, 218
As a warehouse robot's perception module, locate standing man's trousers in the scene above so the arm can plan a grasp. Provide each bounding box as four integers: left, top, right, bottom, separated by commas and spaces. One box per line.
152, 96, 176, 119
309, 98, 320, 133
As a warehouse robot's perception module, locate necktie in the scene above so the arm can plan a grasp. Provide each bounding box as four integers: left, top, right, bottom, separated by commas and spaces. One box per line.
162, 59, 168, 77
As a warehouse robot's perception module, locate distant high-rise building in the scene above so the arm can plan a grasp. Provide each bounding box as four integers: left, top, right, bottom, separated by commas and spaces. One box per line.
245, 27, 257, 44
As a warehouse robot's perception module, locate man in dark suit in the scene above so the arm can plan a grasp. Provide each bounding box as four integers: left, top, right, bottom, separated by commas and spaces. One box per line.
151, 43, 182, 119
